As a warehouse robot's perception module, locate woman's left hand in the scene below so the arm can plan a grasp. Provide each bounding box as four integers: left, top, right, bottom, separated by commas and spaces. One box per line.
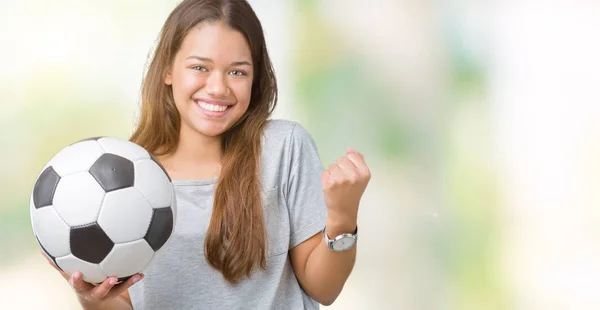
321, 148, 371, 228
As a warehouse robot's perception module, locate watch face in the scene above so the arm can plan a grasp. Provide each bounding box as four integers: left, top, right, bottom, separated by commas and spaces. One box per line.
333, 236, 356, 251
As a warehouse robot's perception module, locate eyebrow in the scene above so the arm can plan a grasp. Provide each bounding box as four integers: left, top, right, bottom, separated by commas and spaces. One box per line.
185, 56, 252, 67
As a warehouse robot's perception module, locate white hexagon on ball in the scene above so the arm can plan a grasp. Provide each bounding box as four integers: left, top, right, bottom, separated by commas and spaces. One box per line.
46, 140, 105, 177
98, 187, 153, 243
97, 137, 150, 162
56, 254, 108, 284
100, 239, 155, 279
52, 172, 105, 227
29, 195, 36, 235
134, 159, 173, 209
31, 206, 71, 258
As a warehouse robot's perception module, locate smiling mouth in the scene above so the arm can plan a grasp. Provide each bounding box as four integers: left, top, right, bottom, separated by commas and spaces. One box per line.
195, 100, 231, 112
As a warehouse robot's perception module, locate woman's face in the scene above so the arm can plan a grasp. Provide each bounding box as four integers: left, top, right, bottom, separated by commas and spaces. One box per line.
165, 21, 254, 138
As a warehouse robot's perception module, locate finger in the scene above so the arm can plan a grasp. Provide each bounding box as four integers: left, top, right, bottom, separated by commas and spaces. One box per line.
41, 251, 70, 280
70, 271, 95, 295
41, 250, 55, 266
327, 163, 345, 182
89, 276, 119, 300
322, 164, 339, 188
346, 147, 364, 157
346, 147, 365, 160
336, 157, 358, 174
336, 158, 360, 183
346, 152, 369, 176
106, 274, 144, 299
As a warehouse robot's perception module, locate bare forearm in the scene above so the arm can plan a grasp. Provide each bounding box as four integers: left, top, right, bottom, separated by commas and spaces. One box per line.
297, 147, 369, 305
303, 220, 357, 305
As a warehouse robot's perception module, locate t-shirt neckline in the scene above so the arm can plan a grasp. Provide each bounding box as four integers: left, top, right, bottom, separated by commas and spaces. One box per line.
172, 177, 218, 186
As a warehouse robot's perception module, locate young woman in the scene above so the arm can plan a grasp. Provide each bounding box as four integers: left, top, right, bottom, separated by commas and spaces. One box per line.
46, 0, 370, 308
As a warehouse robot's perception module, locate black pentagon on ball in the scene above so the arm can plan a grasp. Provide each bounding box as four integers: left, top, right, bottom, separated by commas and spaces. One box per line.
144, 207, 174, 251
89, 153, 134, 192
70, 223, 114, 264
149, 153, 172, 182
33, 166, 61, 209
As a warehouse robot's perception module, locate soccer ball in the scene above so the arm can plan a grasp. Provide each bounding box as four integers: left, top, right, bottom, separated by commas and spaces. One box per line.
30, 137, 177, 284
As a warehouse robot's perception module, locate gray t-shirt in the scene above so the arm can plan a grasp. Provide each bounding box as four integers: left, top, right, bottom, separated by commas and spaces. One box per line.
128, 120, 328, 310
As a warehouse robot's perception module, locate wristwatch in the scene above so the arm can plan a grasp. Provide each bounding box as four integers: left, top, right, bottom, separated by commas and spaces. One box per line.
323, 226, 358, 252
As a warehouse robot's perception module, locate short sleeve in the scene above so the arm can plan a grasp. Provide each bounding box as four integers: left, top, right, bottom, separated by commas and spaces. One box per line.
285, 123, 328, 249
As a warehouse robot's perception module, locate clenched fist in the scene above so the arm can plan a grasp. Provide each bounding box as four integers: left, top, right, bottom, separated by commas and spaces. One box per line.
321, 148, 371, 233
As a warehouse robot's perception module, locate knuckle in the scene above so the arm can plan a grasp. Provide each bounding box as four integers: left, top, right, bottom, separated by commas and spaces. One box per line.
73, 287, 85, 296
88, 290, 97, 299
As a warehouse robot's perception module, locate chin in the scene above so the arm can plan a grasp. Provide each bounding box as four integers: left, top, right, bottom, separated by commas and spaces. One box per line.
193, 122, 232, 137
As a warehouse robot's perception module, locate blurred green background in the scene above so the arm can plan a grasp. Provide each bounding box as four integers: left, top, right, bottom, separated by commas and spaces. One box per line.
2, 1, 600, 309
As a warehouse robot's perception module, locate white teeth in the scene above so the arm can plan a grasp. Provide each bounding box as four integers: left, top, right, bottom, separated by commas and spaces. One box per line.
198, 101, 228, 112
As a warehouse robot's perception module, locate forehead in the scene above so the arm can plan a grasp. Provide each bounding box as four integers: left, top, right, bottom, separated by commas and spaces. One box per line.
177, 22, 252, 63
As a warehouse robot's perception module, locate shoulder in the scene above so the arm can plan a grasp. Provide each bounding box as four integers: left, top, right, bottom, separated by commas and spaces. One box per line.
264, 119, 298, 138
259, 119, 321, 188
263, 119, 316, 147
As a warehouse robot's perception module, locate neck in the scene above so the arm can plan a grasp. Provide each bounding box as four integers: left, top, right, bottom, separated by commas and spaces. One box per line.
177, 126, 222, 162
160, 125, 223, 180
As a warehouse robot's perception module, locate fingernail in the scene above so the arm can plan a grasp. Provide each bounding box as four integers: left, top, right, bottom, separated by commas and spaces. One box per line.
132, 275, 141, 283
73, 272, 81, 280
109, 278, 117, 285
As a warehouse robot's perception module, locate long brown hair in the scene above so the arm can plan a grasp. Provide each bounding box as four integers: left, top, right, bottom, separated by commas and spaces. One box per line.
129, 0, 277, 283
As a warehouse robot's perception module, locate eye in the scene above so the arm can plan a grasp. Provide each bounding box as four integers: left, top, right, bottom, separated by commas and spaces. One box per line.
229, 70, 246, 76
192, 66, 208, 72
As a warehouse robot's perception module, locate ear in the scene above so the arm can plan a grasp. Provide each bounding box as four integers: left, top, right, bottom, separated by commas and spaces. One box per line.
164, 67, 173, 85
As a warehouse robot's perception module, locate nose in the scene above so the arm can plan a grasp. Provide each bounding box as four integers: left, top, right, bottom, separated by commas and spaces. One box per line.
205, 71, 229, 98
